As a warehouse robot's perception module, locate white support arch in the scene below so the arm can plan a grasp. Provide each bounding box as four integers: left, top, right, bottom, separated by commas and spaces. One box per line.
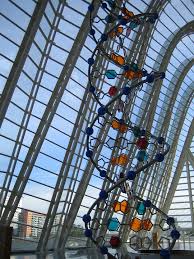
161, 120, 194, 216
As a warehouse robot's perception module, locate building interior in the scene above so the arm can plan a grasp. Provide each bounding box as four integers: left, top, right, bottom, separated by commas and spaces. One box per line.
0, 0, 194, 258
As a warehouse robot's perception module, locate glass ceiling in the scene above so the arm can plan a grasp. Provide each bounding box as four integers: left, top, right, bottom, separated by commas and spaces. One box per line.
0, 0, 193, 252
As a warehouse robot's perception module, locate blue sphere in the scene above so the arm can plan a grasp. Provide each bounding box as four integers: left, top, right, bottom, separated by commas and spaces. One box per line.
143, 199, 152, 208
141, 129, 146, 136
100, 246, 108, 254
101, 2, 107, 9
98, 106, 107, 116
153, 13, 158, 20
160, 249, 170, 258
86, 150, 93, 158
155, 153, 164, 162
120, 18, 128, 25
123, 87, 130, 95
86, 127, 93, 135
142, 70, 148, 77
99, 190, 108, 200
88, 58, 94, 65
89, 86, 95, 93
84, 229, 92, 237
167, 217, 175, 226
119, 119, 125, 124
158, 136, 165, 144
123, 64, 130, 71
127, 171, 136, 180
171, 230, 180, 240
88, 4, 94, 12
146, 74, 155, 83
105, 15, 111, 23
148, 17, 156, 24
83, 214, 91, 223
90, 29, 95, 35
101, 34, 108, 42
100, 170, 106, 177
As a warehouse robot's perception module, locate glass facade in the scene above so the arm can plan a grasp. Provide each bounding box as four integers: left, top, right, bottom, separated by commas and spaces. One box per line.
0, 0, 193, 253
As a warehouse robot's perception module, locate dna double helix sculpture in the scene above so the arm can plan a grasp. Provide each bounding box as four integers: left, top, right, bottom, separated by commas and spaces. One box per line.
83, 1, 180, 258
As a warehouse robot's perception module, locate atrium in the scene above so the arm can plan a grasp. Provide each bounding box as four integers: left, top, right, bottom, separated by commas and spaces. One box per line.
0, 0, 193, 258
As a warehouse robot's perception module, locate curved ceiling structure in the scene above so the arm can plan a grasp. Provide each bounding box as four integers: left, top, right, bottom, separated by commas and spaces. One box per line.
0, 0, 193, 254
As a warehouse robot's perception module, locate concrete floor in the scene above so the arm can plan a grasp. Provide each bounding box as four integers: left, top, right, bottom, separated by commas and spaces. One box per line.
10, 251, 194, 259
10, 249, 105, 259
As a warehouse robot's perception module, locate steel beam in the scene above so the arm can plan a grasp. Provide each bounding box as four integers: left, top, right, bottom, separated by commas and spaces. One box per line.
36, 2, 102, 252
0, 0, 49, 127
